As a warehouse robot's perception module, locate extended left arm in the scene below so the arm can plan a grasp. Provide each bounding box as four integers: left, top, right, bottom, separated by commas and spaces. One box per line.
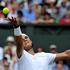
56, 50, 70, 60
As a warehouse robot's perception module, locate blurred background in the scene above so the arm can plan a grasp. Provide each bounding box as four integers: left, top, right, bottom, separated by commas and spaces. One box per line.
0, 0, 70, 70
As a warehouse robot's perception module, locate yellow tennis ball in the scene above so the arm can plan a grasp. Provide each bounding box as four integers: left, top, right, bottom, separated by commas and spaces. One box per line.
3, 7, 9, 14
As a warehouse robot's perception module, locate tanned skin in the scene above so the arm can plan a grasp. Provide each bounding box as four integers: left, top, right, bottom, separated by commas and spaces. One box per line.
8, 17, 70, 61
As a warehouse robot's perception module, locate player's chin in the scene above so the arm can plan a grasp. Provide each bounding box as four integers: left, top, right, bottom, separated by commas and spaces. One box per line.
24, 45, 32, 51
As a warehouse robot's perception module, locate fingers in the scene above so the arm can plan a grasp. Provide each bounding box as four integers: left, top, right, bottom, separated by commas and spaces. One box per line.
14, 18, 16, 20
12, 17, 13, 19
11, 17, 16, 20
8, 17, 16, 22
8, 17, 19, 26
8, 17, 16, 20
8, 17, 11, 21
8, 17, 14, 24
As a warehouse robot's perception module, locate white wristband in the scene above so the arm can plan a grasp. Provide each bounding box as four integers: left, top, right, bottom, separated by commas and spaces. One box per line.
14, 27, 22, 36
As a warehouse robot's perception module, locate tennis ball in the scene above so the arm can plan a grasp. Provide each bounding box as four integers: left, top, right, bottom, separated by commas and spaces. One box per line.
3, 7, 9, 14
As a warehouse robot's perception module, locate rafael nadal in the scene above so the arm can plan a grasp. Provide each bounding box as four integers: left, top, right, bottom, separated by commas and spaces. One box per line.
8, 17, 70, 70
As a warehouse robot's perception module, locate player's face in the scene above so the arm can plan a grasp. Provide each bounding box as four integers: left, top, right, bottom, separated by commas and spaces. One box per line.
23, 36, 32, 51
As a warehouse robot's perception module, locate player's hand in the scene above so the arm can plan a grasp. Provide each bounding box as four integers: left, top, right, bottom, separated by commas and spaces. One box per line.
8, 17, 20, 27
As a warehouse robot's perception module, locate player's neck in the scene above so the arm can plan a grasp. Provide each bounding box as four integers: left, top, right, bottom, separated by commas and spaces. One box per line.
28, 48, 35, 55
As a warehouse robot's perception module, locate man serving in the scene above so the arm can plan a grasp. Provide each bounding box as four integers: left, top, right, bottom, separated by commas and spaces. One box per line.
8, 17, 70, 70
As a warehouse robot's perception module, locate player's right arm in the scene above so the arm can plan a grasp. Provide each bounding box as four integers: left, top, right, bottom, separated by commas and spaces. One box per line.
8, 17, 25, 58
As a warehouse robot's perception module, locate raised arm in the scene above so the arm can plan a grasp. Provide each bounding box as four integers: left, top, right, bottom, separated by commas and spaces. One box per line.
56, 50, 70, 60
8, 17, 25, 58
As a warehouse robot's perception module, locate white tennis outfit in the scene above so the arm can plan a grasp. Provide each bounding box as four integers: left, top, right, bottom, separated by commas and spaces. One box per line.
17, 50, 56, 70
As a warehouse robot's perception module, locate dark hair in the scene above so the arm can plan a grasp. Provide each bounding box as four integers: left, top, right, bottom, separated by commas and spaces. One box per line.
17, 10, 23, 16
67, 6, 70, 11
45, 12, 52, 18
3, 57, 8, 61
56, 60, 67, 64
46, 12, 51, 16
0, 6, 4, 10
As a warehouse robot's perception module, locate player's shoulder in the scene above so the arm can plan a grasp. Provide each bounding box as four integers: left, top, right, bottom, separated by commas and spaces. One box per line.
35, 52, 47, 57
37, 52, 56, 57
46, 53, 56, 56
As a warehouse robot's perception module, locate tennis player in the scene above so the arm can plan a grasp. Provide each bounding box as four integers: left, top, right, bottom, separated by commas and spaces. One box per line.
8, 17, 70, 70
